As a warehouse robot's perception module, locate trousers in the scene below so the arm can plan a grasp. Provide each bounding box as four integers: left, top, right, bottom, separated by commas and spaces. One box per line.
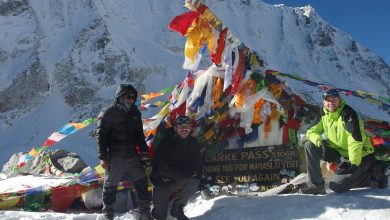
151, 177, 199, 220
102, 156, 151, 215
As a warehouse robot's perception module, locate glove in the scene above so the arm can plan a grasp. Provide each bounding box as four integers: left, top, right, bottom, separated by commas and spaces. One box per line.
140, 152, 151, 168
320, 140, 336, 162
335, 162, 358, 175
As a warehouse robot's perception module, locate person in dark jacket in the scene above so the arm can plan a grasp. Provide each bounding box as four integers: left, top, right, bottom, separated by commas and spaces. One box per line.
96, 84, 152, 220
300, 88, 388, 195
150, 116, 203, 220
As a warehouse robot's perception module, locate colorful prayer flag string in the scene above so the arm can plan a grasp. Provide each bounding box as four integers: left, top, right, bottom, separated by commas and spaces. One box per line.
18, 117, 97, 168
264, 69, 390, 106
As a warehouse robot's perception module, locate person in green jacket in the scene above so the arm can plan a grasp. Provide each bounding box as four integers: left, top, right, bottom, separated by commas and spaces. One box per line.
299, 88, 387, 194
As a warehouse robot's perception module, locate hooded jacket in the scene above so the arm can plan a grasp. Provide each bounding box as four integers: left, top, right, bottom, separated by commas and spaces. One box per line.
96, 84, 147, 160
306, 99, 374, 166
150, 128, 203, 185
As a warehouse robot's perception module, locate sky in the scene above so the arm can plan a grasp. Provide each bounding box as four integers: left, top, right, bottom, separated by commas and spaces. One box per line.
263, 0, 390, 65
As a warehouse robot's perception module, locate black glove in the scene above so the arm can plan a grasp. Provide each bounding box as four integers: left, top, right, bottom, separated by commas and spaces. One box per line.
320, 140, 336, 162
335, 162, 358, 175
140, 152, 151, 168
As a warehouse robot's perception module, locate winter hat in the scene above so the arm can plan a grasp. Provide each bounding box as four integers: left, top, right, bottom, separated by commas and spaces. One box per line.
322, 88, 339, 100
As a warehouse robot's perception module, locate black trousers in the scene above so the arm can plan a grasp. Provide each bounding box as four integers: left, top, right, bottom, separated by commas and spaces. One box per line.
152, 177, 199, 220
304, 141, 375, 193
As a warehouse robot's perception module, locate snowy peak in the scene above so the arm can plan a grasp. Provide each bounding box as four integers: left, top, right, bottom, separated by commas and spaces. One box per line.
300, 5, 317, 19
0, 0, 389, 167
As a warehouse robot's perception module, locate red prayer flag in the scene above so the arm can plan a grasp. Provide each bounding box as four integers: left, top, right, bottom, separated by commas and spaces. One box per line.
170, 101, 187, 124
43, 139, 57, 147
211, 28, 228, 65
168, 11, 199, 36
371, 137, 384, 147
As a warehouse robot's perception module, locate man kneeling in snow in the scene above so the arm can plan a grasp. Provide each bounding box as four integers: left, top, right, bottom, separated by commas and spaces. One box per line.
300, 88, 387, 195
150, 116, 203, 220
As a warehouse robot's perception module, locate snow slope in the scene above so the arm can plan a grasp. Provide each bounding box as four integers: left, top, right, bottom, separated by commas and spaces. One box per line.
0, 188, 389, 219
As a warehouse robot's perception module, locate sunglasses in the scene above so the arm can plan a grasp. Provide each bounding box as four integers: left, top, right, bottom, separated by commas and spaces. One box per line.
124, 94, 136, 100
322, 89, 339, 100
176, 116, 191, 126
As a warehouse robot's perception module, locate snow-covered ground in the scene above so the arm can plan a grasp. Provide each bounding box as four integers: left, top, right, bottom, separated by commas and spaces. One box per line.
1, 187, 390, 220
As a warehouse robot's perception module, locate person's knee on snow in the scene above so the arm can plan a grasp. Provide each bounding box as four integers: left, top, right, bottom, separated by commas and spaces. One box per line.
170, 202, 189, 220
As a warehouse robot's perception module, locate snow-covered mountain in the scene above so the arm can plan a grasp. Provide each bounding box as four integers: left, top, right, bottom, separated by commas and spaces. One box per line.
0, 0, 389, 167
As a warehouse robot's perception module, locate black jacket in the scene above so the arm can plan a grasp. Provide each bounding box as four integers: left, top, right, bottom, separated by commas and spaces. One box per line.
151, 128, 203, 185
96, 84, 147, 160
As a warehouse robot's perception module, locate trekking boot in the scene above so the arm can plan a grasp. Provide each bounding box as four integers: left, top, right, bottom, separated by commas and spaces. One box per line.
371, 165, 388, 189
369, 180, 379, 189
138, 211, 153, 220
298, 183, 326, 195
102, 212, 114, 220
170, 203, 189, 220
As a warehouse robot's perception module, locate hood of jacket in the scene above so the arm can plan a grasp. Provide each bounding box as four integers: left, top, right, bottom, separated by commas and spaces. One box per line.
114, 84, 138, 102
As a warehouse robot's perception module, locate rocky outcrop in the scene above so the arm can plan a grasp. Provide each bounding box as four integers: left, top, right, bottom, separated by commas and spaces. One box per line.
0, 0, 29, 16
0, 60, 49, 113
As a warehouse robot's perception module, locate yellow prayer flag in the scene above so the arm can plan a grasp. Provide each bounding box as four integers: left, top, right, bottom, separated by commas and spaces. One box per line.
94, 164, 105, 178
28, 148, 38, 157
70, 122, 87, 130
142, 92, 164, 102
156, 103, 171, 118
204, 129, 214, 140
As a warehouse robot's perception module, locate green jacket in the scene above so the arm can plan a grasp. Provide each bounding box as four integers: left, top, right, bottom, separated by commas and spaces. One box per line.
306, 99, 374, 166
